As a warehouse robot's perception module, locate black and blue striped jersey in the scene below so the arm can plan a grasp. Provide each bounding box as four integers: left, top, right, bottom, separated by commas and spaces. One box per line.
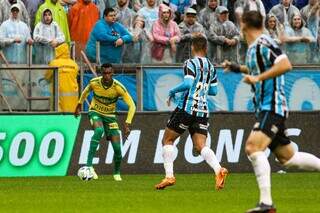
177, 57, 217, 118
246, 34, 289, 117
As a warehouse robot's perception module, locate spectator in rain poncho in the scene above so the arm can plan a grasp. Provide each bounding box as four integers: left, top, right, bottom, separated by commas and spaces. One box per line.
35, 0, 71, 44
269, 0, 300, 26
198, 0, 219, 34
234, 0, 266, 18
300, 0, 318, 22
68, 0, 99, 59
151, 3, 181, 63
207, 6, 239, 63
283, 13, 315, 64
137, 0, 159, 32
33, 8, 65, 64
0, 0, 30, 27
0, 4, 33, 64
45, 43, 79, 112
122, 15, 152, 63
115, 0, 136, 28
176, 8, 205, 63
264, 13, 285, 44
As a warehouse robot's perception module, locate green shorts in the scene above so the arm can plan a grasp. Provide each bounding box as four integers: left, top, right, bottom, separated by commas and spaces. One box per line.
88, 111, 120, 137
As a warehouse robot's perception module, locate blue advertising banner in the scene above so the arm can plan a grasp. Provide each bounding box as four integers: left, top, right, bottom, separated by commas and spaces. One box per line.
143, 67, 320, 112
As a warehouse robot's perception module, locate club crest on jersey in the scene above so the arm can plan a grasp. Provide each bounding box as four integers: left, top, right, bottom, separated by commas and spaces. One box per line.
254, 122, 260, 129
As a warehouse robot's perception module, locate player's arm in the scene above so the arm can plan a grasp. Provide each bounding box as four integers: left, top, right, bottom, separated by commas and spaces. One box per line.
208, 68, 218, 96
118, 86, 136, 138
169, 61, 195, 97
243, 54, 292, 84
74, 84, 91, 117
222, 60, 249, 74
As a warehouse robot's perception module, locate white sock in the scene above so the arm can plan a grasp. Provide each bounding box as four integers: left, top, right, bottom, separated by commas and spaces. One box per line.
249, 151, 272, 205
284, 152, 320, 171
162, 145, 175, 178
200, 146, 221, 175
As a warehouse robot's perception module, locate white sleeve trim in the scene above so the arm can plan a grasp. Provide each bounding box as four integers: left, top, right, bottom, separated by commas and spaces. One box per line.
184, 75, 194, 79
210, 82, 218, 86
274, 54, 288, 64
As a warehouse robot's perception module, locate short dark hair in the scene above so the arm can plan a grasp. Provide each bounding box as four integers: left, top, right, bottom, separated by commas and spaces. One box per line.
242, 11, 263, 29
103, 7, 115, 17
101, 63, 113, 69
191, 34, 207, 52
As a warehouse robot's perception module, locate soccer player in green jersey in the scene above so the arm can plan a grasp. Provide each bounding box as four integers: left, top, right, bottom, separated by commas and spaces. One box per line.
74, 63, 136, 181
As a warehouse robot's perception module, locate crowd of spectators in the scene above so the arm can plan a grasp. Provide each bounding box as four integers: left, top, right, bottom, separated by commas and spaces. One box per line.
0, 0, 320, 65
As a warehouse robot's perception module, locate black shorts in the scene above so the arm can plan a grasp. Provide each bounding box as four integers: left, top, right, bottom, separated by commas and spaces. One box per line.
167, 108, 209, 136
253, 110, 291, 151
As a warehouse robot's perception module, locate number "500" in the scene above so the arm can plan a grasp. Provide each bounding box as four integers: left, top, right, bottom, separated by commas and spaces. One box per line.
0, 132, 65, 166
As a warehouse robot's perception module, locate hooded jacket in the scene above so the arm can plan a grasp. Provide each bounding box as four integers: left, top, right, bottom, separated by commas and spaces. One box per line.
269, 0, 300, 25
151, 3, 181, 60
68, 0, 99, 45
35, 0, 70, 43
0, 4, 31, 64
0, 0, 30, 26
46, 43, 79, 112
33, 8, 65, 64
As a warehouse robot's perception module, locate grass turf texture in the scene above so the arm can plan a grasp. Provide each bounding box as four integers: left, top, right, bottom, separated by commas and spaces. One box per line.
0, 173, 319, 213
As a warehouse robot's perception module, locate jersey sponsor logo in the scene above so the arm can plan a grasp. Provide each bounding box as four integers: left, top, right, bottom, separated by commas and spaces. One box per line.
179, 123, 188, 130
109, 122, 119, 130
93, 103, 114, 113
199, 124, 208, 130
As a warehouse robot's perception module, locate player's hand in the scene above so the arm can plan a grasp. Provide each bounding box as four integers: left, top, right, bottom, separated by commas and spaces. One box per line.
243, 74, 259, 84
74, 104, 81, 118
123, 123, 131, 141
221, 60, 232, 72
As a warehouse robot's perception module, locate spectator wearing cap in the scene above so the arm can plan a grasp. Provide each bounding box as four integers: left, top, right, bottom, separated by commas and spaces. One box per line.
270, 0, 300, 26
176, 8, 205, 62
169, 0, 197, 24
0, 0, 30, 26
0, 4, 33, 64
151, 3, 181, 63
35, 0, 71, 44
33, 8, 65, 64
68, 0, 99, 60
207, 6, 239, 63
198, 0, 219, 34
86, 7, 133, 64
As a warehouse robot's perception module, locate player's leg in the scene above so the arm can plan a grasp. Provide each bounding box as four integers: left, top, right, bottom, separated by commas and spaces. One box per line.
272, 136, 320, 171
87, 112, 105, 179
191, 132, 228, 190
155, 108, 190, 189
245, 131, 275, 211
104, 117, 122, 181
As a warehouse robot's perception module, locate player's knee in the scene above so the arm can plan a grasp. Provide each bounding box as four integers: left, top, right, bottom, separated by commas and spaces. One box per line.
245, 140, 258, 155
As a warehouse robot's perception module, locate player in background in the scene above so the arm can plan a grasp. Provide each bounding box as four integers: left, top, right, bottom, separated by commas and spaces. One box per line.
155, 34, 228, 190
223, 11, 320, 213
74, 63, 136, 181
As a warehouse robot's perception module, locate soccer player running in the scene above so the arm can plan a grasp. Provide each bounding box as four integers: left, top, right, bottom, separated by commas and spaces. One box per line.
74, 63, 136, 181
223, 11, 320, 213
155, 34, 228, 190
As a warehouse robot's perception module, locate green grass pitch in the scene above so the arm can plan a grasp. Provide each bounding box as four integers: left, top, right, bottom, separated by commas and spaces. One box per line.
0, 173, 319, 213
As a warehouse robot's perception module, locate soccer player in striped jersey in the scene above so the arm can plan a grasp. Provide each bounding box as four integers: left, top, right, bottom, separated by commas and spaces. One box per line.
74, 63, 136, 181
223, 11, 320, 213
155, 34, 228, 190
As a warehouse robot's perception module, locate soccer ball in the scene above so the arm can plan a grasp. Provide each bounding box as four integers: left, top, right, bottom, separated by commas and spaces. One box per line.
77, 166, 94, 181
